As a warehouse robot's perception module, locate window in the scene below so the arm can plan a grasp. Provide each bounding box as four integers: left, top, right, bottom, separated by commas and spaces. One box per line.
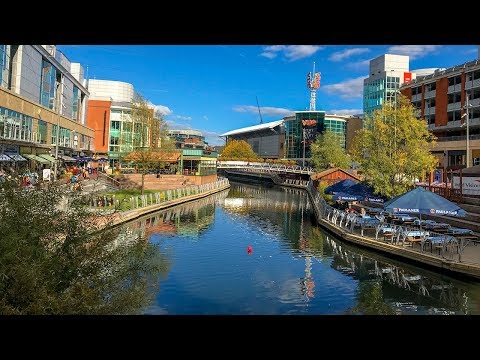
110, 136, 119, 145
111, 120, 120, 130
37, 119, 47, 144
72, 86, 80, 121
40, 60, 57, 109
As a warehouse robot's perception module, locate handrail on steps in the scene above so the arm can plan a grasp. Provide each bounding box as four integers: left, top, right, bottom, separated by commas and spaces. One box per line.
97, 172, 121, 188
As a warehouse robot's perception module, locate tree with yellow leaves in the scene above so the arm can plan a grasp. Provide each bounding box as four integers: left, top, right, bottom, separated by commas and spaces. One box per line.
350, 95, 438, 198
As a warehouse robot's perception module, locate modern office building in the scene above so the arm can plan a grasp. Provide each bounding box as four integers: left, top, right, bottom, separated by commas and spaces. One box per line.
363, 54, 410, 119
400, 59, 480, 168
0, 45, 94, 170
87, 79, 157, 167
167, 129, 207, 150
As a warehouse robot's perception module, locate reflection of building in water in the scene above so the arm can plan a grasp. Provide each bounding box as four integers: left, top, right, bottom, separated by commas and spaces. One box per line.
299, 204, 315, 299
122, 190, 228, 239
323, 235, 472, 315
223, 182, 312, 246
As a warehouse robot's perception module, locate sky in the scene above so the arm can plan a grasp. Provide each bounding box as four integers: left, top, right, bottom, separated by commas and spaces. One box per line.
57, 45, 479, 145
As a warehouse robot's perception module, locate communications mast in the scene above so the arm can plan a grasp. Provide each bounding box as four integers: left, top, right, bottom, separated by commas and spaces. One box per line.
306, 62, 321, 111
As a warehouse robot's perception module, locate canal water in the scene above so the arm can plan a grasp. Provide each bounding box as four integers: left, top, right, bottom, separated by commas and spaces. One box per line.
122, 181, 480, 315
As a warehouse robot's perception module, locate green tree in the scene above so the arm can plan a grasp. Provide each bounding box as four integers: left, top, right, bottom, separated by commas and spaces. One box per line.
310, 129, 351, 171
350, 95, 438, 198
124, 149, 181, 194
0, 180, 169, 314
219, 139, 259, 160
125, 92, 178, 194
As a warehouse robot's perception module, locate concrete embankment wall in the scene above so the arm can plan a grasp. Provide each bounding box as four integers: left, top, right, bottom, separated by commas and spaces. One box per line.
110, 182, 230, 227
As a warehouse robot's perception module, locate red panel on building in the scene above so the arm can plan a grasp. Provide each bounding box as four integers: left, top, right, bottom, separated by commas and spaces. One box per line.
87, 100, 112, 154
403, 72, 412, 84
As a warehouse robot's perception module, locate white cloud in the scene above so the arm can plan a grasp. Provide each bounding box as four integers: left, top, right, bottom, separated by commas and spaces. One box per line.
174, 115, 192, 121
327, 109, 363, 116
153, 104, 173, 116
260, 45, 323, 61
233, 105, 294, 116
345, 59, 371, 70
260, 51, 278, 59
329, 48, 370, 62
202, 115, 209, 121
322, 76, 365, 99
464, 48, 478, 54
386, 45, 442, 60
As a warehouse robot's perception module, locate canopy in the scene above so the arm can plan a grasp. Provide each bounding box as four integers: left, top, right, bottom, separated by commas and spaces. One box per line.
58, 154, 77, 162
324, 179, 357, 194
38, 154, 58, 164
0, 154, 12, 161
8, 154, 27, 161
332, 181, 386, 203
22, 153, 50, 165
384, 186, 466, 217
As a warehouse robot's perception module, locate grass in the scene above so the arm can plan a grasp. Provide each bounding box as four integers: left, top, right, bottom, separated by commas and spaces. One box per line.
92, 188, 197, 211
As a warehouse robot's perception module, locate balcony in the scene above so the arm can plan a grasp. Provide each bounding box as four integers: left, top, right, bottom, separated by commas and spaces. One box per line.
411, 93, 422, 102
469, 97, 480, 107
424, 90, 436, 99
436, 133, 480, 142
447, 84, 462, 93
424, 106, 436, 116
447, 102, 461, 111
465, 78, 480, 90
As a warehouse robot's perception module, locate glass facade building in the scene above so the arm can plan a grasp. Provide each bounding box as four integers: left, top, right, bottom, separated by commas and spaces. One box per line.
363, 54, 409, 120
285, 111, 325, 160
324, 116, 347, 149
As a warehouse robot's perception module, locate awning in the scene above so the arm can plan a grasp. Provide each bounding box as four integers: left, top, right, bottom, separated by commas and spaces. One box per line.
38, 154, 58, 163
0, 154, 12, 161
58, 154, 77, 162
8, 154, 27, 162
22, 153, 50, 165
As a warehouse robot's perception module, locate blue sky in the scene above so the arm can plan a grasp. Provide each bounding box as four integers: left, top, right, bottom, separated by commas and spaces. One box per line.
58, 45, 478, 145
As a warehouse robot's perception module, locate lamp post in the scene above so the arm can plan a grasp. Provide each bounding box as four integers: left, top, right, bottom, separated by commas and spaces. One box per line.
52, 82, 65, 181
462, 94, 471, 168
302, 127, 306, 167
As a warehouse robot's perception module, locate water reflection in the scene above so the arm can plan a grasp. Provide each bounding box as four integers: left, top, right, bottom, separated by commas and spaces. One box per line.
120, 181, 480, 314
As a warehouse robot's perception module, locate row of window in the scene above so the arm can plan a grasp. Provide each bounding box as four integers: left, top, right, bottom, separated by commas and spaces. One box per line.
0, 106, 92, 150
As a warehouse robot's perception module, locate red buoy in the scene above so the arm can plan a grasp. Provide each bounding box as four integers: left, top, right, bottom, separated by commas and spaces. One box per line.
247, 246, 252, 254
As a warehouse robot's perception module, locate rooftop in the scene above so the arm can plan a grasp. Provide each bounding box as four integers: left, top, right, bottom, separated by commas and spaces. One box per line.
220, 119, 284, 137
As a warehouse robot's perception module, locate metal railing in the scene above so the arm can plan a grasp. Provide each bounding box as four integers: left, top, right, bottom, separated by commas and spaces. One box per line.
218, 161, 315, 175
91, 177, 230, 211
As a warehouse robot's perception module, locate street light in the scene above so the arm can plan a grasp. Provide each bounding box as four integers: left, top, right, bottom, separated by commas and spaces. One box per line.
461, 93, 472, 168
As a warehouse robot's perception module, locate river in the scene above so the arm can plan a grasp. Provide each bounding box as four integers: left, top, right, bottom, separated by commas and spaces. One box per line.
121, 181, 480, 315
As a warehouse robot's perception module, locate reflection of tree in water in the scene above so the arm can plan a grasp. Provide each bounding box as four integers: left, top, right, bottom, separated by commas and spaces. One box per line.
324, 236, 472, 315
124, 190, 228, 239
349, 281, 396, 315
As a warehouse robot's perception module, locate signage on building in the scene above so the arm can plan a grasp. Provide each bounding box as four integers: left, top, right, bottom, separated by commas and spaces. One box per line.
453, 176, 480, 195
433, 169, 443, 182
3, 145, 19, 155
403, 72, 412, 84
302, 119, 317, 145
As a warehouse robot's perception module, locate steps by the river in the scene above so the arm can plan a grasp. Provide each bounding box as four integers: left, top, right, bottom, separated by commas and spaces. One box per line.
115, 174, 196, 190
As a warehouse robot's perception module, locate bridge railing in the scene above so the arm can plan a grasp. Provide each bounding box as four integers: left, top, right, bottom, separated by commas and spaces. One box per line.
217, 161, 314, 175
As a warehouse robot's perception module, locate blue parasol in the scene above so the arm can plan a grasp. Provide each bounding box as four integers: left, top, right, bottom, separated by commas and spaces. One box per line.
324, 179, 357, 194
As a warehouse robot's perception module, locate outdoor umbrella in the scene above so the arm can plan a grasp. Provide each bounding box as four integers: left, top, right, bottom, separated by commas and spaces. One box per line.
383, 186, 466, 229
324, 179, 357, 194
331, 182, 386, 203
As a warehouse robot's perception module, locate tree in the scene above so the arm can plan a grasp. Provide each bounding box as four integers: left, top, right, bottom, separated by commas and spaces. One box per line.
0, 179, 169, 314
219, 139, 259, 160
350, 95, 438, 198
310, 129, 351, 171
124, 149, 181, 194
125, 92, 178, 194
